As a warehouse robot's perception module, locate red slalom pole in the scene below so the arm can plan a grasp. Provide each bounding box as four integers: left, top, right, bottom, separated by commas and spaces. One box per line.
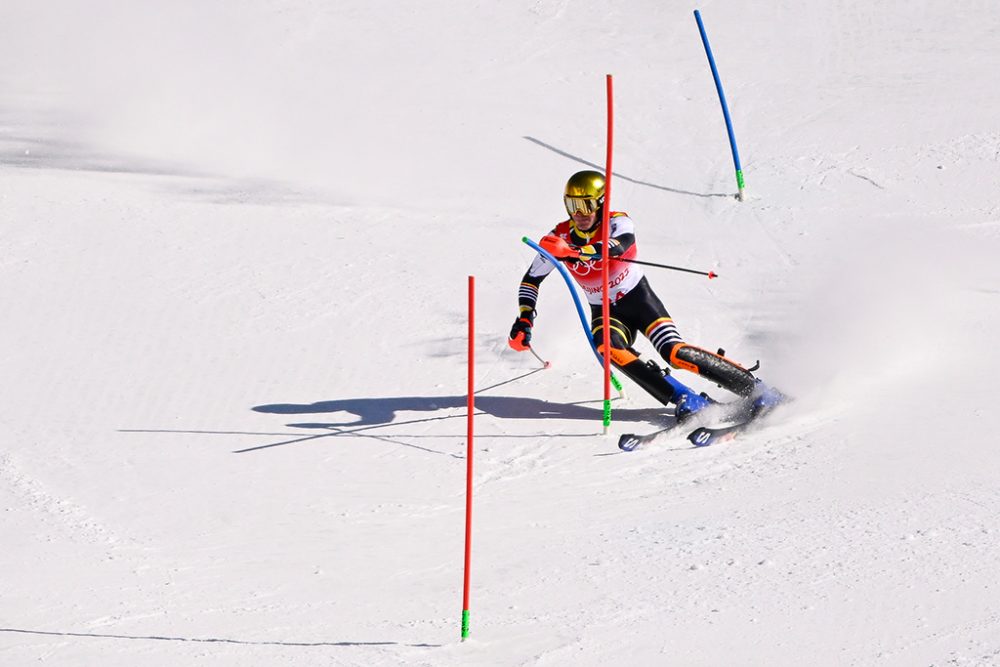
601, 74, 614, 435
461, 275, 474, 640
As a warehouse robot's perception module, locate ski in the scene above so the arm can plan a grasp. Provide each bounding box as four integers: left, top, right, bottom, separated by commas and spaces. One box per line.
618, 418, 753, 452
619, 389, 786, 452
686, 420, 753, 446
617, 407, 739, 452
686, 398, 782, 446
618, 427, 675, 452
617, 394, 751, 451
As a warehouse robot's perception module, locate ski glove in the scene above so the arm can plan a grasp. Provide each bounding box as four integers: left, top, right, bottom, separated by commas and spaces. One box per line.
539, 235, 581, 261
538, 235, 615, 262
575, 241, 623, 261
508, 310, 535, 351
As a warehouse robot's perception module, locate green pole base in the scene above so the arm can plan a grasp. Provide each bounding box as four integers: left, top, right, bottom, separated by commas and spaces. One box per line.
461, 609, 470, 640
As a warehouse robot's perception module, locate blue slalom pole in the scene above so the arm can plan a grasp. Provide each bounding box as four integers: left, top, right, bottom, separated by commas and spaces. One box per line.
521, 237, 624, 395
694, 9, 745, 201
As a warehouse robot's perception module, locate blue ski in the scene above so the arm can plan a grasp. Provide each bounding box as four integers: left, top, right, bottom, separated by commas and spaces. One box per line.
620, 390, 786, 452
687, 397, 784, 446
686, 420, 753, 446
618, 427, 676, 452
618, 414, 748, 451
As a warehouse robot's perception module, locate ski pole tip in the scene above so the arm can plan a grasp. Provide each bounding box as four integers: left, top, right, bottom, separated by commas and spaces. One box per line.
708, 271, 718, 279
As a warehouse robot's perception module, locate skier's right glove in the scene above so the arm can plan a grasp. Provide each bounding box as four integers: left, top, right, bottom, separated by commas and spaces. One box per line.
508, 310, 535, 351
539, 235, 581, 261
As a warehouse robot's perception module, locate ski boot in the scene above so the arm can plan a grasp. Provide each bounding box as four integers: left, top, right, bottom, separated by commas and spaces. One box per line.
750, 381, 787, 414
673, 390, 712, 422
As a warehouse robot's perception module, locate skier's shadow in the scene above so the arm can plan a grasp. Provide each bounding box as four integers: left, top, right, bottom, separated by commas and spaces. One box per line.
252, 395, 668, 428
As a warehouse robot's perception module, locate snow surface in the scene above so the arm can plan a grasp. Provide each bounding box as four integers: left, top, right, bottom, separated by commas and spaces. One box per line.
3, 1, 1000, 665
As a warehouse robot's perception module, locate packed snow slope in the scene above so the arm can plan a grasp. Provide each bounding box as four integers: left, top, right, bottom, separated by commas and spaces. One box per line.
3, 1, 1000, 665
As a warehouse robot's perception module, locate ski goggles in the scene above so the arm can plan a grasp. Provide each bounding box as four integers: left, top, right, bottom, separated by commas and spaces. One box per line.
564, 196, 601, 216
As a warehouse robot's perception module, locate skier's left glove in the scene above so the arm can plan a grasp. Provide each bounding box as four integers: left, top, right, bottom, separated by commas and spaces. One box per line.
577, 240, 625, 261
577, 244, 599, 261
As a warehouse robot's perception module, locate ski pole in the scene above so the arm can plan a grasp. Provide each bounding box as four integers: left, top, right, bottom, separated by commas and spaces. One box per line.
527, 346, 552, 369
615, 257, 718, 279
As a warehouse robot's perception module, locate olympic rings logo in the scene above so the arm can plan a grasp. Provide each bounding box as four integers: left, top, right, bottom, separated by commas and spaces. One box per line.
569, 260, 602, 276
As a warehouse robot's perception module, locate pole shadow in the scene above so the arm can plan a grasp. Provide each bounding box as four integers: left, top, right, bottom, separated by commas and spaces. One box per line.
523, 136, 733, 199
0, 627, 437, 648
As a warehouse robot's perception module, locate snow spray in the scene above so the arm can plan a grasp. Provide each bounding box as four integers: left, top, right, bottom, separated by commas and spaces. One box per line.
693, 9, 746, 201
462, 275, 474, 640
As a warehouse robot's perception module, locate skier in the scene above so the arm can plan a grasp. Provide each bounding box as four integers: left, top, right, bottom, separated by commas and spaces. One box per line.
509, 170, 780, 418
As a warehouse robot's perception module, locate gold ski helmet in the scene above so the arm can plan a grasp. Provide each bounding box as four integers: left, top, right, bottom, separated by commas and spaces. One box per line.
564, 170, 606, 216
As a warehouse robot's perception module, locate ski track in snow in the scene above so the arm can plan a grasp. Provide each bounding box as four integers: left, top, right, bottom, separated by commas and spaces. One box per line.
0, 453, 124, 548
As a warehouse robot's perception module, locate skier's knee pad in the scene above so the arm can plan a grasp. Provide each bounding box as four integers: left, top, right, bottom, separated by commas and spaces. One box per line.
592, 317, 631, 350
668, 343, 756, 397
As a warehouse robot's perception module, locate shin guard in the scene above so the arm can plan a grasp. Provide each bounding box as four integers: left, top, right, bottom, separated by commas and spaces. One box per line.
669, 344, 756, 397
